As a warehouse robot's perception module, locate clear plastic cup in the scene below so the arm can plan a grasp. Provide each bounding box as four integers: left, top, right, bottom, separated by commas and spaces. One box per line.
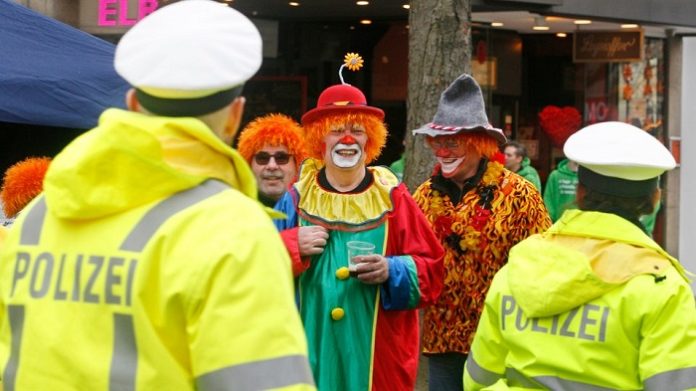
347, 240, 375, 277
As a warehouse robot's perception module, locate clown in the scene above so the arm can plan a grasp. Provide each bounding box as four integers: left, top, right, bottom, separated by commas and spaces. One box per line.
275, 54, 445, 391
412, 74, 552, 391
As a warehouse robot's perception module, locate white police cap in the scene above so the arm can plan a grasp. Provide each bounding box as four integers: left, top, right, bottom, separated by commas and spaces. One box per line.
114, 0, 262, 116
564, 121, 675, 181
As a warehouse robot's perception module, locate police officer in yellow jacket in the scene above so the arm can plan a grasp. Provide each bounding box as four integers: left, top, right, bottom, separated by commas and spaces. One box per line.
0, 1, 315, 389
464, 121, 696, 390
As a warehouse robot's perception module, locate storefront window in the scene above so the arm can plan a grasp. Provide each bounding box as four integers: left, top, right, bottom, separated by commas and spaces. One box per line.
584, 38, 665, 140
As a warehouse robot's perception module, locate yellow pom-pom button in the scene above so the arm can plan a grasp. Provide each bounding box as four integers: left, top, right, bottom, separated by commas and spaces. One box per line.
336, 267, 350, 280
331, 307, 345, 321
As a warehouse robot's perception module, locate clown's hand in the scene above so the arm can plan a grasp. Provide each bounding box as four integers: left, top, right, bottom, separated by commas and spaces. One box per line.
298, 225, 329, 256
355, 255, 389, 284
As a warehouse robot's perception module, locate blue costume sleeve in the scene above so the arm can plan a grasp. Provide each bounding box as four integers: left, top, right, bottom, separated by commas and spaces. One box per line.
380, 256, 421, 310
274, 190, 298, 231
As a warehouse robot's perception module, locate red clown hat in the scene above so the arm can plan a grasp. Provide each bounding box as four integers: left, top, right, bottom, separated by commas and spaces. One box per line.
301, 84, 384, 125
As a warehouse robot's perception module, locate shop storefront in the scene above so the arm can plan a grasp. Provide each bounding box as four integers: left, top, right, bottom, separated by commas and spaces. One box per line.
474, 28, 667, 181
9, 0, 696, 282
467, 0, 696, 281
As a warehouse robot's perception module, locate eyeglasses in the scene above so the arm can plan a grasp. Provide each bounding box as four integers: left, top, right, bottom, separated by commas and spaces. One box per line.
254, 151, 292, 165
427, 137, 461, 151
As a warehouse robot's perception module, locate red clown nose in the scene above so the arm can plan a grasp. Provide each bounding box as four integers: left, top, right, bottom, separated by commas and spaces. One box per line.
435, 148, 453, 158
339, 135, 357, 145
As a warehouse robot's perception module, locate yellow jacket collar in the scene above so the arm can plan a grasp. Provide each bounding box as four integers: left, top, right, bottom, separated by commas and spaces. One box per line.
44, 109, 257, 220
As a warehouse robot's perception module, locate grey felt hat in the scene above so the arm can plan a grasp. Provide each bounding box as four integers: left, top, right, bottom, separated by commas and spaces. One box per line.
413, 73, 506, 144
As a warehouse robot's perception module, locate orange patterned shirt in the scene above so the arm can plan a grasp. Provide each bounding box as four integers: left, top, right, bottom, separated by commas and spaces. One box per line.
413, 160, 551, 354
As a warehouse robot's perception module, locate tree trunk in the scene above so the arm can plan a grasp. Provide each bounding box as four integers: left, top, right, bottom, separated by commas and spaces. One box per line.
403, 0, 472, 192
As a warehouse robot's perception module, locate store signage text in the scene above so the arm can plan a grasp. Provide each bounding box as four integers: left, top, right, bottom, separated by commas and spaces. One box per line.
573, 30, 643, 63
98, 0, 159, 27
585, 97, 612, 124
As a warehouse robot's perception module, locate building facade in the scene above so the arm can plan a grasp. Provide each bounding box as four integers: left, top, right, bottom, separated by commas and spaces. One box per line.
13, 0, 696, 287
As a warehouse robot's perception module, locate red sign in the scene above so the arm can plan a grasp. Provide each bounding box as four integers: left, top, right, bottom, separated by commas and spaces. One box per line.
584, 97, 617, 124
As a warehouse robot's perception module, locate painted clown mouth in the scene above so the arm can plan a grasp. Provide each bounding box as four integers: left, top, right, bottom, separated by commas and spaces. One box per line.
331, 143, 363, 168
336, 149, 359, 156
438, 157, 465, 174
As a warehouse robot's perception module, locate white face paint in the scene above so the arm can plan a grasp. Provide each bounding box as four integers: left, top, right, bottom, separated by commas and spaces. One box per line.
437, 157, 465, 176
331, 143, 363, 168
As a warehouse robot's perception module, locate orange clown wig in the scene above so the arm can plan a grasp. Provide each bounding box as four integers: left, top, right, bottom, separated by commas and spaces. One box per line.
1, 156, 51, 218
303, 112, 387, 165
237, 113, 308, 169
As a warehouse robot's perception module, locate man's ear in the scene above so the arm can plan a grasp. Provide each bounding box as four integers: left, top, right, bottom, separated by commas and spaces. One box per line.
126, 89, 139, 112
222, 96, 246, 144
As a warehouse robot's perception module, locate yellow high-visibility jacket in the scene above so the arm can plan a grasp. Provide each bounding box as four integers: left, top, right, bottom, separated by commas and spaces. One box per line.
465, 209, 696, 390
0, 109, 315, 390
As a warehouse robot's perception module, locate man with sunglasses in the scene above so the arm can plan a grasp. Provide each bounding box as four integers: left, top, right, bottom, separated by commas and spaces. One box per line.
238, 113, 307, 207
412, 74, 551, 391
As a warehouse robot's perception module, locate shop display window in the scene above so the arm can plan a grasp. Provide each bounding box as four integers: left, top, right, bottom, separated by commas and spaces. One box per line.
584, 38, 665, 141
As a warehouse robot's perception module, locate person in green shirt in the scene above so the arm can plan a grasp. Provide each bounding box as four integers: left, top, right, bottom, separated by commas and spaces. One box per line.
543, 158, 579, 222
503, 141, 541, 190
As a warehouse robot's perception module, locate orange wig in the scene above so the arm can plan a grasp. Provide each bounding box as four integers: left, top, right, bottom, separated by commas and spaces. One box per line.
1, 157, 51, 218
237, 113, 308, 169
303, 112, 387, 164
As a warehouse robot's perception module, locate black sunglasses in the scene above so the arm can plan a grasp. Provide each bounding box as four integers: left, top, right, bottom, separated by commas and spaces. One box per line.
254, 151, 292, 165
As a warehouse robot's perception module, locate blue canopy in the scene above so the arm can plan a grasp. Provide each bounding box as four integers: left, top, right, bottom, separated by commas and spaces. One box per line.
0, 0, 129, 129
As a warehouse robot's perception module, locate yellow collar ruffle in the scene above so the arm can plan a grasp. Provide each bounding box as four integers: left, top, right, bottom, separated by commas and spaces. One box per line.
294, 159, 399, 231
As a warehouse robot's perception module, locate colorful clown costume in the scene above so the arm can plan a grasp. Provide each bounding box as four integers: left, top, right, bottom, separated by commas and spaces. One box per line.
413, 159, 552, 356
276, 159, 444, 391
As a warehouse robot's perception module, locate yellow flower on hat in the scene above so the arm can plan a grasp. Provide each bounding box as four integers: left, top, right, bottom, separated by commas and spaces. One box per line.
344, 53, 364, 71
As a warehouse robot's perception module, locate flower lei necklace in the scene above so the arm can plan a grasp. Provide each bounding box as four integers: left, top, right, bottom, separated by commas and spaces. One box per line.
431, 161, 504, 255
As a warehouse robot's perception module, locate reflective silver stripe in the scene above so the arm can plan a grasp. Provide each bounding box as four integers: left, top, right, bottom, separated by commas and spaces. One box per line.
645, 366, 696, 390
110, 313, 137, 391
465, 353, 502, 386
196, 354, 315, 391
108, 181, 228, 388
3, 305, 25, 391
120, 179, 228, 252
507, 367, 615, 391
19, 197, 46, 245
505, 367, 541, 388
